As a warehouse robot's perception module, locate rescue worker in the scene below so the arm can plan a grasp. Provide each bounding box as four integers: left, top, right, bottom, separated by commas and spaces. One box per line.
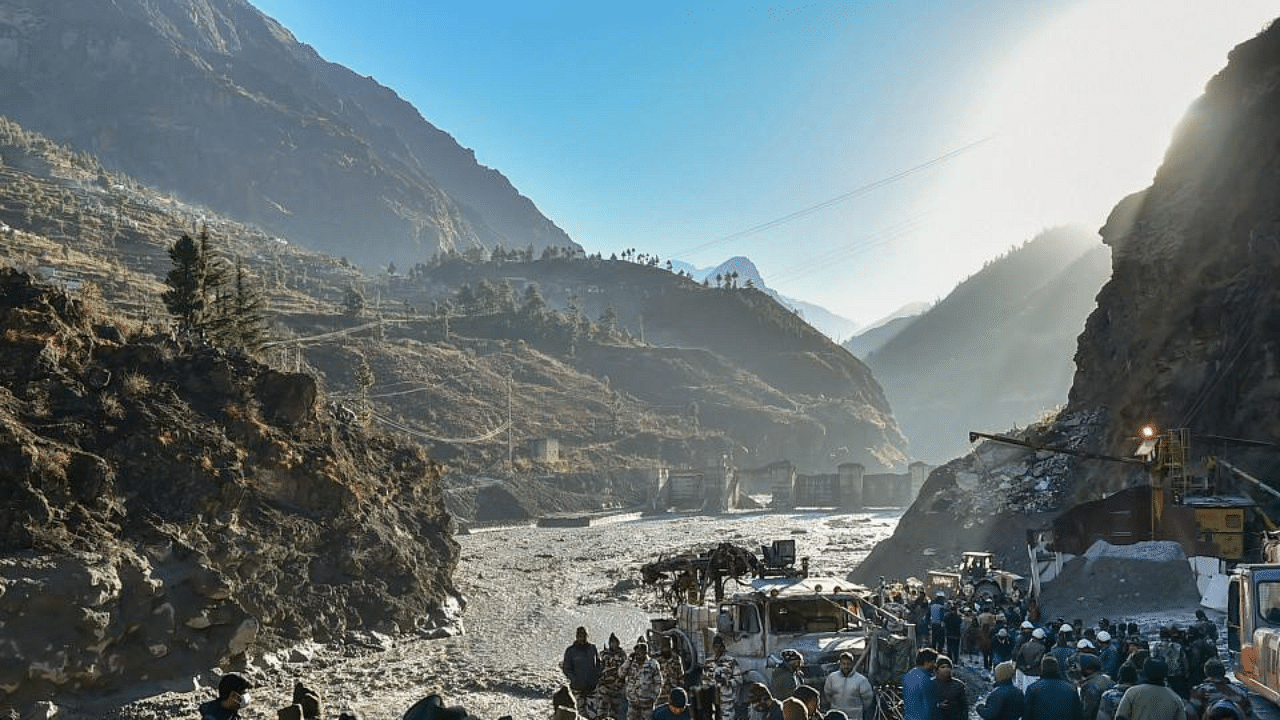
597, 634, 628, 720
1064, 638, 1096, 683
1016, 628, 1048, 690
975, 661, 1023, 720
563, 627, 603, 719
1097, 630, 1120, 680
1189, 659, 1252, 720
701, 635, 740, 720
943, 603, 963, 663
823, 652, 874, 720
657, 636, 686, 702
770, 649, 804, 702
1149, 626, 1190, 698
991, 628, 1014, 666
199, 673, 253, 720
790, 686, 822, 720
746, 682, 784, 720
1023, 656, 1081, 720
1096, 664, 1137, 720
1076, 654, 1114, 720
1193, 610, 1218, 644
621, 641, 663, 720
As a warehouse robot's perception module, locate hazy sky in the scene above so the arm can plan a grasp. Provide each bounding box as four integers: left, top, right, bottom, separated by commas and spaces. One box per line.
251, 0, 1277, 326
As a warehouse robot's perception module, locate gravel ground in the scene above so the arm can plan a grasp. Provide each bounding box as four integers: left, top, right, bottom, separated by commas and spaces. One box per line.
59, 509, 903, 720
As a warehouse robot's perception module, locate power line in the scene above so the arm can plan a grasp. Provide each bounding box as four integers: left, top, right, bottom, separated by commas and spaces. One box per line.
671, 136, 993, 260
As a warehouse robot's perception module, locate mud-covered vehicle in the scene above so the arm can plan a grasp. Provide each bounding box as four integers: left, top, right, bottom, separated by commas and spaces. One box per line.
640, 540, 914, 696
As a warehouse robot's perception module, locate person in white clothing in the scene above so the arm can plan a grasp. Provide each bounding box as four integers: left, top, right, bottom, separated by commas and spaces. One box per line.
823, 653, 875, 720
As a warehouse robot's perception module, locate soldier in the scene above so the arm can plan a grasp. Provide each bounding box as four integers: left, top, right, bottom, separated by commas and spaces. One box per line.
657, 636, 687, 702
1149, 626, 1189, 698
770, 649, 804, 702
563, 627, 602, 718
701, 635, 741, 720
621, 641, 663, 720
1190, 658, 1252, 720
597, 634, 628, 720
1096, 664, 1137, 720
1077, 654, 1114, 720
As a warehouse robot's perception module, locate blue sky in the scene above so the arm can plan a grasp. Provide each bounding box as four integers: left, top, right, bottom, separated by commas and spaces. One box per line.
252, 0, 1277, 327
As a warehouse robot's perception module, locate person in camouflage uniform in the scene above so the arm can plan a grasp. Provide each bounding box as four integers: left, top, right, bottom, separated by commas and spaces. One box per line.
1076, 654, 1114, 720
701, 635, 741, 720
1190, 659, 1252, 720
1149, 626, 1190, 697
596, 634, 628, 720
657, 636, 687, 702
621, 641, 663, 720
1096, 663, 1137, 720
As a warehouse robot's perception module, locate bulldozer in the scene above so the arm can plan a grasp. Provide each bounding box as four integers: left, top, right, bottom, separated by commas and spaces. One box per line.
926, 551, 1026, 605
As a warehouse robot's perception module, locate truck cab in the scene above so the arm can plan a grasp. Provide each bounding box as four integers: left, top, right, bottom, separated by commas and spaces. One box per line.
1227, 564, 1280, 704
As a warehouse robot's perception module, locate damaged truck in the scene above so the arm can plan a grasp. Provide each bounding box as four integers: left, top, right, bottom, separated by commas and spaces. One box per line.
639, 540, 914, 718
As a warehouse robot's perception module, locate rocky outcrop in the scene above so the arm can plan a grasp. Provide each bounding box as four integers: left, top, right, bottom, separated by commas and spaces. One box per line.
856, 17, 1280, 580
0, 0, 576, 272
0, 269, 461, 712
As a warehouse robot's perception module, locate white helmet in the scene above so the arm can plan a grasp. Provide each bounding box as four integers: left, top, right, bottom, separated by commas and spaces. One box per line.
1021, 620, 1034, 630
1077, 639, 1095, 650
1096, 631, 1112, 643
1032, 628, 1046, 639
1060, 623, 1073, 633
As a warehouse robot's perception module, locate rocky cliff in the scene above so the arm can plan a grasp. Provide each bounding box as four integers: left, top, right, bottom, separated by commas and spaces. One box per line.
0, 269, 460, 712
0, 0, 575, 272
855, 17, 1280, 582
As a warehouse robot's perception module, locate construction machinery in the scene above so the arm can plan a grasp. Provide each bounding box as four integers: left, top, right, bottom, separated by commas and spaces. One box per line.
926, 551, 1027, 605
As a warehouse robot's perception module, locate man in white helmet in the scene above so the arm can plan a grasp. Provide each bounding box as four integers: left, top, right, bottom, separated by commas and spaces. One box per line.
1016, 628, 1047, 691
1097, 630, 1120, 679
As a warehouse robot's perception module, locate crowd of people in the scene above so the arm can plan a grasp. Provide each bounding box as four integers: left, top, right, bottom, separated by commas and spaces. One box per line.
554, 626, 877, 720
194, 611, 1250, 720
900, 604, 1251, 720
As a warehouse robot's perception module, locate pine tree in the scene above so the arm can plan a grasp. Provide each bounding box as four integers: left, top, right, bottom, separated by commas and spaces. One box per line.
227, 258, 270, 354
162, 229, 228, 336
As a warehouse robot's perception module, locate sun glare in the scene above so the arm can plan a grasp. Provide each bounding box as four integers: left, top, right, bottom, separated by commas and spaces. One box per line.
928, 0, 1275, 265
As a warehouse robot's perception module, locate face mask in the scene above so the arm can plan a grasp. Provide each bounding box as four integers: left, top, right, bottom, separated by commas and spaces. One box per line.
237, 693, 251, 708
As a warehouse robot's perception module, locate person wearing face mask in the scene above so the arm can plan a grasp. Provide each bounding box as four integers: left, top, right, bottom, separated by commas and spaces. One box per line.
199, 673, 253, 720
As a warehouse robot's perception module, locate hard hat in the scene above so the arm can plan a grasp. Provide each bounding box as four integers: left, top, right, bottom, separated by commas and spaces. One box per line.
1077, 639, 1095, 650
1032, 628, 1046, 639
1096, 631, 1111, 643
1021, 620, 1034, 630
1060, 623, 1073, 633
780, 649, 802, 662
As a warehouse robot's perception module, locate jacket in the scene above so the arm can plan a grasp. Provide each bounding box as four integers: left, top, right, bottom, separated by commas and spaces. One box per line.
1024, 674, 1083, 720
976, 680, 1024, 720
562, 642, 602, 692
824, 669, 875, 720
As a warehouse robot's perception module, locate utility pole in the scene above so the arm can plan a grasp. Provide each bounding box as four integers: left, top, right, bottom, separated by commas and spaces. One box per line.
507, 374, 514, 478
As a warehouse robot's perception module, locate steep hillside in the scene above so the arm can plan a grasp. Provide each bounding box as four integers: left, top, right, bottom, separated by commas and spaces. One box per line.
0, 0, 575, 272
0, 269, 460, 710
841, 302, 931, 359
702, 256, 861, 341
865, 227, 1110, 462
0, 111, 906, 485
856, 17, 1280, 583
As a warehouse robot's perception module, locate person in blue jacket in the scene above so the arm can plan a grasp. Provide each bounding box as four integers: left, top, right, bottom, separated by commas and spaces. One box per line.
902, 648, 939, 720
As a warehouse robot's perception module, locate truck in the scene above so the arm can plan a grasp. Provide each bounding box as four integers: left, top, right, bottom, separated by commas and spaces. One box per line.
1227, 563, 1280, 704
640, 540, 914, 702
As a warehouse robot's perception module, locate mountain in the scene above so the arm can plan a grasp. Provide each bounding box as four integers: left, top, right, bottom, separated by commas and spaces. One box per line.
702, 256, 862, 341
841, 302, 932, 358
854, 17, 1280, 584
0, 0, 576, 273
864, 226, 1110, 463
